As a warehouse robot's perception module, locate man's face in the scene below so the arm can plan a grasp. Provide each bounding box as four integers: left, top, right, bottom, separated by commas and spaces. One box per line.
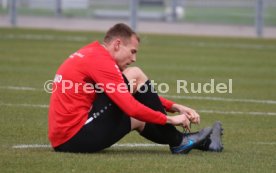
113, 35, 139, 71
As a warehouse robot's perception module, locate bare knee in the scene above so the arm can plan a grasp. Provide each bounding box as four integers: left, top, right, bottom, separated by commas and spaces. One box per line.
130, 117, 145, 132
123, 67, 148, 82
123, 67, 148, 93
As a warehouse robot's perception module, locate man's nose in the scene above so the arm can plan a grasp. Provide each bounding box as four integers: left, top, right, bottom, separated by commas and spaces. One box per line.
131, 55, 136, 62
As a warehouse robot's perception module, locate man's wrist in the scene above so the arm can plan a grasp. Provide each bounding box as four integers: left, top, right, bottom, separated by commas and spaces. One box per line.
171, 104, 180, 112
166, 116, 172, 124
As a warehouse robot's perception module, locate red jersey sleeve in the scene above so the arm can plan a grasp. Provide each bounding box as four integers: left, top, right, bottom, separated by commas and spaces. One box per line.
159, 96, 175, 113
84, 46, 167, 125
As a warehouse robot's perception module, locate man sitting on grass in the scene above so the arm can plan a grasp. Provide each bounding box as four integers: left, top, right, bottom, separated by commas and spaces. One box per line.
48, 23, 223, 154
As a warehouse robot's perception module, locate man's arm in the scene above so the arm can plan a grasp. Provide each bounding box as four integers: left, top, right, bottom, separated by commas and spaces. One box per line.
159, 96, 200, 124
159, 96, 176, 113
87, 57, 168, 125
170, 104, 200, 124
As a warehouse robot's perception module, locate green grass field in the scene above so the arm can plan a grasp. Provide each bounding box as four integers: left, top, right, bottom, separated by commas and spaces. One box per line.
0, 28, 275, 173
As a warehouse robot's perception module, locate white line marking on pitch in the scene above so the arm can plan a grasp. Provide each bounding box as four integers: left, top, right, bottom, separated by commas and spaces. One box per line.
0, 86, 39, 91
161, 95, 276, 105
0, 34, 87, 42
2, 34, 276, 50
12, 144, 51, 149
0, 103, 49, 108
12, 143, 166, 149
1, 85, 276, 105
252, 142, 276, 145
1, 103, 276, 116
198, 110, 276, 116
11, 142, 276, 149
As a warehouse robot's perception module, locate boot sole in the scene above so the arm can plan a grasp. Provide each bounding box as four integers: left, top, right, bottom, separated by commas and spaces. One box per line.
209, 121, 224, 152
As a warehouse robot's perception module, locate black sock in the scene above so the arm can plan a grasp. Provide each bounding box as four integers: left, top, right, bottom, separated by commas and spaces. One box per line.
134, 80, 182, 147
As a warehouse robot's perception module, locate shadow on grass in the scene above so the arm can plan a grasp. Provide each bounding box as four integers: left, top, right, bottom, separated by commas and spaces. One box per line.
41, 148, 171, 155
102, 148, 170, 155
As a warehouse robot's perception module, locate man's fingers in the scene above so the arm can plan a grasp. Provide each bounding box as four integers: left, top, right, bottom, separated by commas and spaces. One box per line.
183, 118, 190, 131
185, 125, 191, 132
190, 111, 200, 124
197, 116, 200, 124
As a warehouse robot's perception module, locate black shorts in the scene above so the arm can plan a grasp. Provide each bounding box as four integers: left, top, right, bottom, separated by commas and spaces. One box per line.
54, 76, 131, 153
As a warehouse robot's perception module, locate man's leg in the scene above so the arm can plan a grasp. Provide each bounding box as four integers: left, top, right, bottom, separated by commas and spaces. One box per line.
123, 67, 183, 147
54, 88, 131, 153
124, 67, 214, 154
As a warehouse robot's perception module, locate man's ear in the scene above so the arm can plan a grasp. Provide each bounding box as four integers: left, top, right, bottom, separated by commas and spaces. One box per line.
114, 39, 121, 51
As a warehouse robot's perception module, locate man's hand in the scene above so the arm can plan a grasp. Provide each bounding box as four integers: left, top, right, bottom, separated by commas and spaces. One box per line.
166, 114, 191, 131
171, 104, 200, 124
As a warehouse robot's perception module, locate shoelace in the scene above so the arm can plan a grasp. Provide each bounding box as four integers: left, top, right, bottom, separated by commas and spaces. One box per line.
183, 123, 192, 134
